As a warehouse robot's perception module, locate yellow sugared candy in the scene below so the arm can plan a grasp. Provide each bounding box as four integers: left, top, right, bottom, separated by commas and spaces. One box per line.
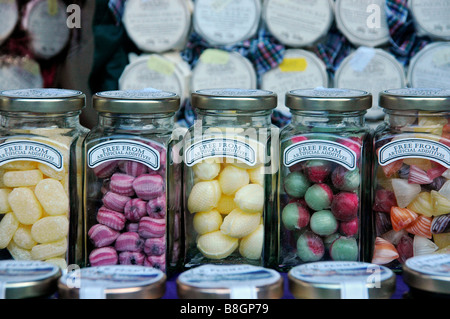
8, 187, 42, 225
13, 225, 36, 249
239, 224, 264, 260
407, 192, 433, 217
193, 159, 221, 181
1, 161, 37, 170
403, 158, 432, 171
414, 113, 447, 136
216, 194, 237, 215
45, 257, 67, 270
193, 209, 223, 235
31, 216, 69, 244
430, 190, 450, 216
188, 180, 221, 213
218, 165, 249, 195
0, 213, 19, 248
433, 233, 450, 249
38, 163, 65, 180
31, 237, 67, 260
234, 184, 264, 214
3, 169, 43, 187
7, 241, 32, 260
0, 188, 11, 214
248, 165, 265, 186
34, 178, 69, 216
197, 230, 238, 259
220, 208, 261, 238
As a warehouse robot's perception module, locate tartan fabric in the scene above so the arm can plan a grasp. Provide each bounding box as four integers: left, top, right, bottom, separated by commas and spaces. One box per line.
108, 0, 126, 25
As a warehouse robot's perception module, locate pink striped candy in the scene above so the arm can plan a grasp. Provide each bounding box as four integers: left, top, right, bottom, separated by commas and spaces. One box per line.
89, 247, 118, 266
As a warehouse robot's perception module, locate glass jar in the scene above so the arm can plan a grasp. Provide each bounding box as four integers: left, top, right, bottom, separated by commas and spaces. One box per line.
372, 88, 450, 271
182, 89, 278, 269
277, 88, 372, 271
0, 88, 87, 270
83, 89, 182, 274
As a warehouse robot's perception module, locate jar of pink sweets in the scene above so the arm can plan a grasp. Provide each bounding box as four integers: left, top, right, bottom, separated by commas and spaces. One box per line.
0, 88, 88, 270
84, 89, 182, 274
182, 89, 278, 269
277, 88, 373, 271
372, 88, 450, 270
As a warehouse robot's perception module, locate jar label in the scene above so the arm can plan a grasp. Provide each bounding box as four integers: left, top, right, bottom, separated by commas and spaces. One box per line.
284, 139, 357, 170
405, 254, 450, 277
87, 139, 161, 171
0, 140, 64, 171
378, 138, 450, 168
185, 137, 261, 167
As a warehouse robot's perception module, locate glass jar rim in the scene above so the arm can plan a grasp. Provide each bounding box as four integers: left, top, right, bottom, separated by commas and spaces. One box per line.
379, 88, 450, 112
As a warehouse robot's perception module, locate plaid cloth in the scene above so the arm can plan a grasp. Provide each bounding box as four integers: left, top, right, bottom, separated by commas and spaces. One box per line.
108, 0, 126, 25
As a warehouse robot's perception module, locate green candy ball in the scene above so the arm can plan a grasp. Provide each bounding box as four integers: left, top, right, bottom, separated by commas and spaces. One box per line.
304, 184, 333, 211
329, 237, 358, 261
310, 210, 338, 236
296, 231, 324, 262
284, 171, 310, 198
281, 203, 310, 231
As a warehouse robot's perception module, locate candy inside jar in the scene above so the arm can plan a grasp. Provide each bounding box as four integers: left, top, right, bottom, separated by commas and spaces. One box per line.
372, 88, 450, 270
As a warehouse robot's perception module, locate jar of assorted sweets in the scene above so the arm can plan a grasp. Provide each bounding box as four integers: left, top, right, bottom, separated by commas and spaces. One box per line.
372, 88, 450, 270
83, 89, 182, 274
182, 89, 278, 268
0, 89, 87, 269
278, 88, 373, 270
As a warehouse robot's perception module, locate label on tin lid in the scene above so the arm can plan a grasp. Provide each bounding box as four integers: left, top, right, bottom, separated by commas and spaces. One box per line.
335, 0, 390, 47
408, 42, 450, 89
96, 88, 176, 100
0, 0, 18, 46
194, 0, 260, 46
335, 48, 406, 121
191, 51, 256, 92
2, 88, 81, 98
23, 0, 70, 60
60, 266, 165, 299
261, 49, 328, 116
87, 139, 161, 171
0, 260, 60, 299
290, 262, 393, 299
178, 264, 280, 298
263, 0, 333, 47
405, 254, 450, 277
410, 0, 450, 40
123, 0, 191, 53
0, 58, 43, 90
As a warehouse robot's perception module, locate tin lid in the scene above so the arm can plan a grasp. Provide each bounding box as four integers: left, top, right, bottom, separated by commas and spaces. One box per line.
93, 89, 180, 114
0, 88, 85, 112
407, 42, 450, 89
191, 50, 257, 92
191, 88, 277, 111
262, 0, 333, 47
58, 265, 166, 299
0, 260, 61, 299
379, 88, 450, 112
261, 49, 329, 116
22, 0, 70, 60
285, 88, 372, 112
403, 254, 450, 295
409, 0, 450, 40
177, 264, 283, 299
0, 56, 43, 90
119, 54, 187, 103
193, 0, 261, 46
288, 261, 396, 299
123, 0, 192, 53
334, 47, 406, 120
0, 0, 18, 46
335, 0, 390, 48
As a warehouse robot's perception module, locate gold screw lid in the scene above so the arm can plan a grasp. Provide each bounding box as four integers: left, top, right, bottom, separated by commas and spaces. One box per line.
57, 266, 166, 299
0, 88, 85, 113
177, 264, 284, 299
379, 88, 450, 112
93, 89, 180, 114
0, 260, 61, 299
402, 254, 450, 296
191, 89, 277, 111
285, 88, 372, 112
288, 261, 396, 299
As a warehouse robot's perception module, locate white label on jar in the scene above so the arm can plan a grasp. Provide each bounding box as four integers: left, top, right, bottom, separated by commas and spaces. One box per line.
194, 0, 260, 45
410, 0, 450, 39
178, 264, 280, 293
0, 140, 64, 171
185, 138, 260, 167
405, 254, 450, 277
378, 138, 450, 168
0, 0, 18, 46
284, 139, 358, 171
60, 265, 165, 299
264, 0, 333, 47
87, 140, 161, 171
290, 262, 393, 299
